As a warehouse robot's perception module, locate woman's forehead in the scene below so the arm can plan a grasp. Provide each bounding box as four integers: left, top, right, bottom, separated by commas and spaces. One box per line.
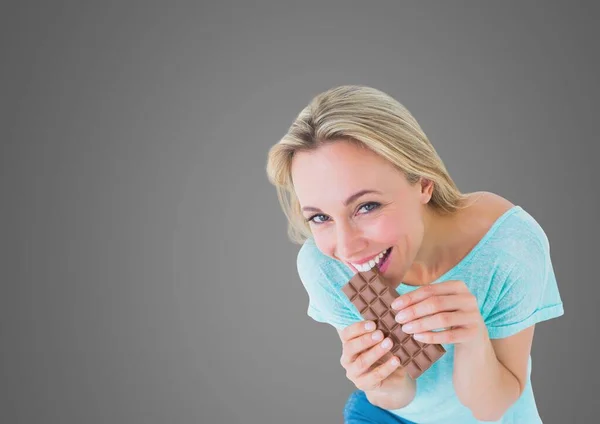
292, 143, 405, 206
293, 142, 394, 178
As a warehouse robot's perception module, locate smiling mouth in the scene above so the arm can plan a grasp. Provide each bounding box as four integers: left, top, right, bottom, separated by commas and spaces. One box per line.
349, 247, 392, 272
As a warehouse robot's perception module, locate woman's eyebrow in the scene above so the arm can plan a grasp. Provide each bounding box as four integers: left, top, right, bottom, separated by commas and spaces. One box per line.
301, 189, 382, 212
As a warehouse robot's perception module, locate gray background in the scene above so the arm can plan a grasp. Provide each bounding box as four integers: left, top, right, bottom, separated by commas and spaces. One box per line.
1, 1, 597, 423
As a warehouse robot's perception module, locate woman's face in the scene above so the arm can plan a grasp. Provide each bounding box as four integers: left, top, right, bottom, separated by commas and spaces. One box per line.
291, 140, 433, 285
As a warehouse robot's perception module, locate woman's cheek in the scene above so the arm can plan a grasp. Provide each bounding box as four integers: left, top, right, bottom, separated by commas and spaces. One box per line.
312, 231, 336, 258
370, 215, 401, 240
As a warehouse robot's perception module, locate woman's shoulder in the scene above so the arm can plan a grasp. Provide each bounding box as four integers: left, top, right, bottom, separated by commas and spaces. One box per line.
464, 191, 516, 227
462, 191, 550, 260
449, 192, 515, 260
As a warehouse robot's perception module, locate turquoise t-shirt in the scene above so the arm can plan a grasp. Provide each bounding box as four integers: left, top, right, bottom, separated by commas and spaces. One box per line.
296, 205, 564, 424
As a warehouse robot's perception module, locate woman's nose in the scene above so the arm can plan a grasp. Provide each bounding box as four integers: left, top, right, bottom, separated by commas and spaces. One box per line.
335, 224, 366, 260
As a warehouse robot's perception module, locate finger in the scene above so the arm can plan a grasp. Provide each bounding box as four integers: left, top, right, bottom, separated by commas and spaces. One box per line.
355, 355, 402, 391
394, 294, 474, 324
413, 326, 475, 344
347, 337, 394, 378
340, 320, 376, 343
391, 280, 468, 310
373, 351, 395, 368
401, 311, 479, 334
341, 330, 385, 367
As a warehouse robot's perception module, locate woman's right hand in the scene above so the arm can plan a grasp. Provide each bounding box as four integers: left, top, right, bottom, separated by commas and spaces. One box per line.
339, 320, 410, 395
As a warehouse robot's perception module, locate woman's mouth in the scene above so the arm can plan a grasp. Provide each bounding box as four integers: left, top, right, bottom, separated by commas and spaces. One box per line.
349, 247, 393, 273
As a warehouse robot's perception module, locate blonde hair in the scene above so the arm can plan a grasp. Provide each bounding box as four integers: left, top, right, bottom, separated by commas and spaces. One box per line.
266, 85, 474, 245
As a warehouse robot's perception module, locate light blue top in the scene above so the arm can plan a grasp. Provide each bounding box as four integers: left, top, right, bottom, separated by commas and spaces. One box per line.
296, 205, 564, 424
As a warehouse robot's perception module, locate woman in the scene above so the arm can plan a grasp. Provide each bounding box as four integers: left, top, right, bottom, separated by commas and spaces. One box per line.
265, 85, 564, 423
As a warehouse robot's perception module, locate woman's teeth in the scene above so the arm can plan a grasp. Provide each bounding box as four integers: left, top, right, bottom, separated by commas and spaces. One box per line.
351, 248, 390, 272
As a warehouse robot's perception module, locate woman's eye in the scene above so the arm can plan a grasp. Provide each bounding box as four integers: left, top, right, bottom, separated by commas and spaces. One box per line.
307, 202, 380, 225
358, 202, 381, 214
308, 214, 329, 224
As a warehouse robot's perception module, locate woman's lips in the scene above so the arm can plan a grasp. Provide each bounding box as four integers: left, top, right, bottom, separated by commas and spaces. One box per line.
344, 247, 393, 273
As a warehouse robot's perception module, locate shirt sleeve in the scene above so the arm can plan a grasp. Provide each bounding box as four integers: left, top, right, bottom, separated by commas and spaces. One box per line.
485, 223, 564, 339
296, 240, 361, 331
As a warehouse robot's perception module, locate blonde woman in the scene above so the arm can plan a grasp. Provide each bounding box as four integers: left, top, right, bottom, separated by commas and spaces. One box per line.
266, 85, 563, 424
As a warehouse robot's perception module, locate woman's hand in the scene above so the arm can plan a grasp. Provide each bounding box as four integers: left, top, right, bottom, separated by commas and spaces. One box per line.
339, 321, 415, 406
391, 280, 486, 348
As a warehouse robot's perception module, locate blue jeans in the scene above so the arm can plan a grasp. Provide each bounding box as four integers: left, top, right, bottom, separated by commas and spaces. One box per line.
344, 390, 417, 424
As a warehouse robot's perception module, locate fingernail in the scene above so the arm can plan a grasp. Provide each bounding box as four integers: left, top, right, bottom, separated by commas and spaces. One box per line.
365, 321, 375, 331
372, 330, 383, 341
395, 312, 408, 323
402, 323, 414, 332
392, 299, 404, 310
391, 357, 399, 366
381, 338, 392, 349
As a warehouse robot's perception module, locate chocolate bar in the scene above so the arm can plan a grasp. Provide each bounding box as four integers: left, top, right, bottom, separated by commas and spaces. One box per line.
341, 268, 446, 379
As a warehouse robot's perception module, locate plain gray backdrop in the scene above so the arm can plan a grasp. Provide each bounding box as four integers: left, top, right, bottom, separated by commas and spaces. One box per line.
1, 1, 598, 423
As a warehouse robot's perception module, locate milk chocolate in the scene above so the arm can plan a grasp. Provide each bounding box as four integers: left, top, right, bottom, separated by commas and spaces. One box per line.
341, 268, 446, 379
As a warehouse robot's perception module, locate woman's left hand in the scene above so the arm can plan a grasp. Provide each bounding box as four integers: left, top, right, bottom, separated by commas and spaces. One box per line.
391, 280, 486, 346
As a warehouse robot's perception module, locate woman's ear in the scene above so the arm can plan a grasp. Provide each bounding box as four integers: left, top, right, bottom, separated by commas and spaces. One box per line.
420, 178, 434, 203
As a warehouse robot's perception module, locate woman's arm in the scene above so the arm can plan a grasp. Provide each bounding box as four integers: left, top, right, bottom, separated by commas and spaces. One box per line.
367, 324, 532, 417
364, 365, 417, 410
390, 280, 535, 421
453, 325, 534, 421
336, 328, 417, 410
